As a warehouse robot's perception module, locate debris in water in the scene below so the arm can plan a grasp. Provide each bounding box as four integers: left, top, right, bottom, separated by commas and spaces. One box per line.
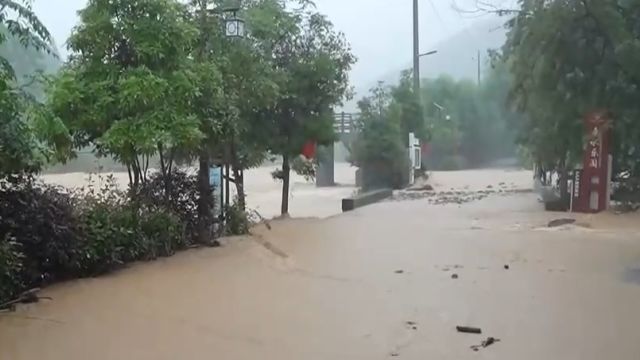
0, 288, 52, 311
548, 218, 576, 228
390, 351, 400, 357
504, 264, 510, 270
451, 273, 459, 279
456, 326, 482, 334
394, 270, 404, 274
471, 337, 501, 351
406, 184, 434, 191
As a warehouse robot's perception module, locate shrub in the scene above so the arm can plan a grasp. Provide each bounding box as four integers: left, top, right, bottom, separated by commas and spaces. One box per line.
224, 200, 251, 236
75, 173, 190, 274
138, 209, 185, 258
0, 177, 83, 285
349, 108, 410, 190
134, 170, 199, 244
73, 176, 141, 274
0, 236, 25, 304
291, 156, 316, 182
76, 202, 139, 275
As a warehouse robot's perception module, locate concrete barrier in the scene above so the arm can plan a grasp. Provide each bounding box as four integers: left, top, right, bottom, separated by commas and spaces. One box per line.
342, 189, 393, 212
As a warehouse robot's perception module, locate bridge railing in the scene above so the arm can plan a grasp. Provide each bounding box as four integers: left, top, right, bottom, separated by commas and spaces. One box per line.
333, 112, 360, 135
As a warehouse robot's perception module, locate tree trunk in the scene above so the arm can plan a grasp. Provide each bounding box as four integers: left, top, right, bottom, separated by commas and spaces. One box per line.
132, 161, 140, 190
158, 142, 170, 202
230, 138, 246, 210
197, 150, 212, 245
559, 158, 569, 204
224, 162, 230, 208
281, 153, 291, 216
232, 166, 246, 210
159, 143, 166, 177
127, 165, 133, 187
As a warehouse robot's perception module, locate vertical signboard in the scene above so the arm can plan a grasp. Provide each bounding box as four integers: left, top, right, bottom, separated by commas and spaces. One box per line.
209, 166, 222, 218
574, 111, 611, 213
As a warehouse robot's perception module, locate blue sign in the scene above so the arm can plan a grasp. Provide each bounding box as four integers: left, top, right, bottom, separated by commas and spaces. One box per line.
209, 166, 221, 188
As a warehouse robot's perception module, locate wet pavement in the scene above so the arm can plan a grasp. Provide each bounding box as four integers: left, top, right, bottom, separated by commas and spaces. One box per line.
4, 171, 640, 359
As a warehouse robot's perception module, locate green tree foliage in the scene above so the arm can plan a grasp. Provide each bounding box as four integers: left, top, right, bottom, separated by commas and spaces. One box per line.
421, 64, 517, 170
185, 0, 280, 214
350, 83, 409, 190
48, 0, 203, 188
499, 0, 640, 195
252, 1, 355, 215
0, 1, 68, 176
391, 70, 427, 145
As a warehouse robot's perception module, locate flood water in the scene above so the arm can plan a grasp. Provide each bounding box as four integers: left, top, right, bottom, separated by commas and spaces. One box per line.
3, 168, 640, 359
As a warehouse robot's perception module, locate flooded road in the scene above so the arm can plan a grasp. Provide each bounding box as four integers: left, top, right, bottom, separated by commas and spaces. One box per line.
4, 169, 640, 359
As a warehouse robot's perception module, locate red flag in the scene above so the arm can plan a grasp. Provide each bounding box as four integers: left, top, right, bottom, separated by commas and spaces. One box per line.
301, 141, 317, 159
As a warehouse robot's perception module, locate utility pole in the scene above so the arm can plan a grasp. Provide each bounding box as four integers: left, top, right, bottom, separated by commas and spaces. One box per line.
477, 49, 481, 86
413, 0, 420, 95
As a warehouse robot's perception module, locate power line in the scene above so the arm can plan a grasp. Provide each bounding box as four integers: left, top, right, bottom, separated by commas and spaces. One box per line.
426, 0, 448, 31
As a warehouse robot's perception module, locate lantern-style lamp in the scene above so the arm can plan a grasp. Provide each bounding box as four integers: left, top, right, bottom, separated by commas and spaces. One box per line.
223, 6, 245, 38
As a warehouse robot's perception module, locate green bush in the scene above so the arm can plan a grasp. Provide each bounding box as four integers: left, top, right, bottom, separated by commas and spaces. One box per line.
139, 209, 185, 258
134, 170, 200, 244
224, 200, 251, 236
74, 174, 190, 274
0, 172, 208, 305
76, 202, 139, 275
0, 177, 84, 285
0, 236, 25, 304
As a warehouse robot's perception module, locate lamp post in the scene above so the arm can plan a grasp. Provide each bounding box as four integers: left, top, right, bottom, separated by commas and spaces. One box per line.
419, 50, 438, 58
222, 6, 245, 38
198, 1, 246, 235
413, 0, 420, 95
472, 49, 481, 86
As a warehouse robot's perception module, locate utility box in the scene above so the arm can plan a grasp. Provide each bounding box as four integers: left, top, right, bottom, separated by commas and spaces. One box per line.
572, 111, 612, 213
408, 133, 421, 185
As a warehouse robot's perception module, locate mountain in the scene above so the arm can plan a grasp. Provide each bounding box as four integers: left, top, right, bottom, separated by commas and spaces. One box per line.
0, 26, 62, 100
345, 17, 509, 111
416, 17, 508, 82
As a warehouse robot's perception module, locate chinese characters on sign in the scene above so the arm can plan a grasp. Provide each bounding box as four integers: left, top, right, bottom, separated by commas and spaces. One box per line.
573, 170, 581, 199
588, 127, 601, 169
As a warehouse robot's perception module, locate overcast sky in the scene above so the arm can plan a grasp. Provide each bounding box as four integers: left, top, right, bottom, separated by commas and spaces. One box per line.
32, 0, 503, 90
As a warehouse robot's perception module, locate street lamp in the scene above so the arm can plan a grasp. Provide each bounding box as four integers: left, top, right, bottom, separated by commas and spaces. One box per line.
433, 102, 451, 121
419, 50, 438, 58
200, 1, 246, 219
223, 6, 245, 38
203, 3, 246, 39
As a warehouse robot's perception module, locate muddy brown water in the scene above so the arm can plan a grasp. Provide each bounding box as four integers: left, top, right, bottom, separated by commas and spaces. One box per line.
3, 179, 640, 359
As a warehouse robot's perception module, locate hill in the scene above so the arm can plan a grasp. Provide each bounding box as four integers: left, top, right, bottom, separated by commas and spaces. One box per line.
0, 26, 62, 99
345, 17, 509, 111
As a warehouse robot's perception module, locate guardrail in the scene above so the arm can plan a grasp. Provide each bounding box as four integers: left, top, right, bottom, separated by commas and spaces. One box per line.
333, 112, 360, 135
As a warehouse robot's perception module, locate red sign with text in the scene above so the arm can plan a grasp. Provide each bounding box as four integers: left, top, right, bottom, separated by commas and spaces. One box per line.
573, 111, 611, 213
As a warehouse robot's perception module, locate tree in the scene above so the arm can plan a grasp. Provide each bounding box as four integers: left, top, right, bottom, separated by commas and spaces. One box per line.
0, 1, 68, 177
350, 83, 409, 190
48, 0, 202, 189
390, 70, 426, 145
257, 2, 355, 215
418, 65, 517, 170
497, 0, 640, 199
190, 0, 281, 213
